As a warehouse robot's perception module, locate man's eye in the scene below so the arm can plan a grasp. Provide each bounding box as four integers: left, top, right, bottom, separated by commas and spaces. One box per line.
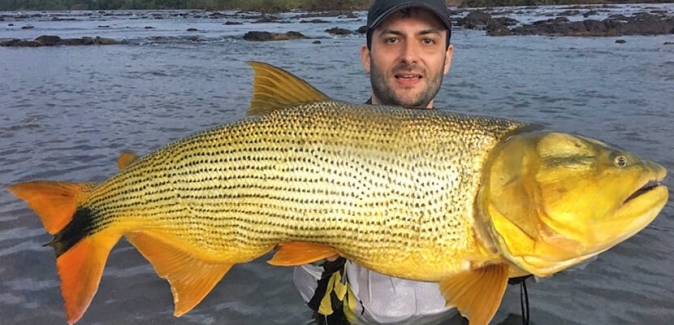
385, 37, 398, 44
422, 38, 435, 45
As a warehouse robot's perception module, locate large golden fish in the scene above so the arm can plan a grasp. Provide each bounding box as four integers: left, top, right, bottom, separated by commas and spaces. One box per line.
7, 62, 668, 325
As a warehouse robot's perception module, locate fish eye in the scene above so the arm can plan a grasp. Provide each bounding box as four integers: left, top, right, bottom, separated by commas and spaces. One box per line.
614, 155, 628, 168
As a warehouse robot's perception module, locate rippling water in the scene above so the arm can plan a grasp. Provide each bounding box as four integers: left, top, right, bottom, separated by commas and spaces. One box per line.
1, 4, 674, 325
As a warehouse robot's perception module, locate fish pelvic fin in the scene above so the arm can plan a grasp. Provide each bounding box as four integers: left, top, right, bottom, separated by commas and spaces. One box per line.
126, 231, 233, 317
439, 264, 509, 325
58, 232, 121, 324
117, 151, 139, 170
268, 242, 339, 266
245, 61, 329, 116
7, 181, 96, 235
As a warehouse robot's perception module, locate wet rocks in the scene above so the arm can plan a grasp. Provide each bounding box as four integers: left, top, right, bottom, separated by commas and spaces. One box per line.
0, 35, 119, 47
243, 31, 305, 41
35, 35, 61, 46
489, 13, 674, 37
583, 10, 599, 18
300, 19, 329, 24
325, 27, 351, 35
51, 16, 76, 21
292, 11, 357, 19
0, 39, 40, 47
458, 11, 492, 29
95, 36, 117, 45
458, 11, 519, 35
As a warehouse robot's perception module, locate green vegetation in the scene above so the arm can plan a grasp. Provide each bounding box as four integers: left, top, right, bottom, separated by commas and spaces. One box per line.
0, 0, 671, 11
0, 0, 372, 11
461, 0, 673, 7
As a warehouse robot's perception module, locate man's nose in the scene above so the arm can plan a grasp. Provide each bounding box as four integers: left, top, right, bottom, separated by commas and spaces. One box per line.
400, 41, 419, 64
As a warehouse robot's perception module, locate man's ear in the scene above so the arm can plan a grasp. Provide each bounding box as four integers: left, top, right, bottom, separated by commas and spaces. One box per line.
360, 44, 371, 74
443, 44, 454, 75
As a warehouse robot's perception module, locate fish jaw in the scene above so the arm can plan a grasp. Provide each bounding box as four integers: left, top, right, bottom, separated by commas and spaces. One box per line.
476, 131, 668, 277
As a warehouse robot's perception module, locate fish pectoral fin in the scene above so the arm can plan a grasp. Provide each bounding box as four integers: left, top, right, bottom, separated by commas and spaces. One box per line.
439, 264, 509, 325
126, 231, 232, 317
7, 181, 96, 234
246, 61, 330, 116
117, 151, 139, 170
267, 242, 338, 266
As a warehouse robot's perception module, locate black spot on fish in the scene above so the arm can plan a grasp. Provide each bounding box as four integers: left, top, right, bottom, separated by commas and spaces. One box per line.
45, 207, 96, 258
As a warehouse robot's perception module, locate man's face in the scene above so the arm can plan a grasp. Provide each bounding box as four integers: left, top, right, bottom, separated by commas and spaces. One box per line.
361, 8, 454, 109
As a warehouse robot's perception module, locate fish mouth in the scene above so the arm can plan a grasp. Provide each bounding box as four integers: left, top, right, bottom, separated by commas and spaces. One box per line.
623, 179, 665, 205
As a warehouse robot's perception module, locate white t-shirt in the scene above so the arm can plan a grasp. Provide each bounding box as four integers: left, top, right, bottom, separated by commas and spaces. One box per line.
293, 261, 466, 325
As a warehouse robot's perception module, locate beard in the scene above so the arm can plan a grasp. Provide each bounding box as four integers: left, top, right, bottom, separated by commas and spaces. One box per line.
369, 59, 445, 109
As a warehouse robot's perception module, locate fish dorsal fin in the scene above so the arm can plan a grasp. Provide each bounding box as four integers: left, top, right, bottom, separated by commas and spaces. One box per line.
117, 151, 139, 170
267, 242, 338, 266
246, 61, 329, 116
439, 264, 509, 325
125, 231, 233, 317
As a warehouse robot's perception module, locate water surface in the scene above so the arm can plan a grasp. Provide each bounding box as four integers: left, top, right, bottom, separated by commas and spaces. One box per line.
1, 4, 674, 325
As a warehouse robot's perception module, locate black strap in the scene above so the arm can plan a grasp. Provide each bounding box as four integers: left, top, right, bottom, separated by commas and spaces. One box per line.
520, 280, 530, 325
307, 257, 347, 313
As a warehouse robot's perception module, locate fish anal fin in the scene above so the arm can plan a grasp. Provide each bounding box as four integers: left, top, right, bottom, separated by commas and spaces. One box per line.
57, 232, 121, 325
439, 264, 509, 325
125, 231, 232, 316
268, 242, 338, 266
117, 151, 139, 170
7, 181, 95, 234
246, 61, 329, 116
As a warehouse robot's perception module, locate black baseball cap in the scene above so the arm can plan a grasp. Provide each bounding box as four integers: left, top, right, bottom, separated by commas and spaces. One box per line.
366, 0, 452, 48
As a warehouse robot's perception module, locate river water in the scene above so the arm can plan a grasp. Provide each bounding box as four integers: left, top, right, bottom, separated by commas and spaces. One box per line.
1, 4, 673, 325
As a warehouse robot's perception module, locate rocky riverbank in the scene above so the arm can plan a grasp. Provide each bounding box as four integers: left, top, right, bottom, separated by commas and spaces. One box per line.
0, 35, 119, 47
1, 5, 672, 47
456, 8, 674, 37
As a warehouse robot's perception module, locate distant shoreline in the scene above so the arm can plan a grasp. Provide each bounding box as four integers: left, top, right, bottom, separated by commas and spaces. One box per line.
2, 0, 674, 13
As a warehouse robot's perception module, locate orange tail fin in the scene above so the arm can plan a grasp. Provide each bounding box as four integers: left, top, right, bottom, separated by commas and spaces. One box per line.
57, 232, 120, 324
7, 181, 95, 234
8, 180, 120, 324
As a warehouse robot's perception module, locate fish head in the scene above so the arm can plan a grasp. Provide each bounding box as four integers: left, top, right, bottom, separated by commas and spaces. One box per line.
476, 131, 668, 277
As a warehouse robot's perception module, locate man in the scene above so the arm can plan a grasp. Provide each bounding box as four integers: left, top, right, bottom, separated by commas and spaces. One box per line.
292, 1, 466, 324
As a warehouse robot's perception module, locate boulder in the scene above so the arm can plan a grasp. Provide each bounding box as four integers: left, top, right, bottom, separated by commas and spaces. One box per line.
95, 36, 117, 45
13, 40, 41, 47
243, 31, 306, 41
502, 13, 674, 37
56, 38, 88, 46
325, 27, 351, 35
301, 19, 329, 24
0, 39, 21, 46
459, 10, 492, 29
486, 19, 513, 36
35, 35, 61, 46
